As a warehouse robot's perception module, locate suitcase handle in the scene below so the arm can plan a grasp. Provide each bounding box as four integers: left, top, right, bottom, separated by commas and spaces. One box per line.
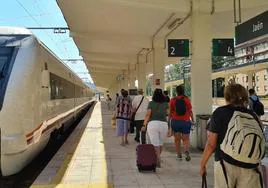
202, 174, 207, 188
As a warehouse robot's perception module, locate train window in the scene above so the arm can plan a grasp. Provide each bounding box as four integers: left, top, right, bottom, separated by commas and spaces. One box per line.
50, 73, 75, 100
0, 47, 17, 110
0, 47, 13, 80
50, 73, 91, 100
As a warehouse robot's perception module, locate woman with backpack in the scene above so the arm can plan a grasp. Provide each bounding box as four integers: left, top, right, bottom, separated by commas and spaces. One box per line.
168, 85, 194, 161
116, 89, 132, 146
200, 84, 265, 188
142, 89, 169, 168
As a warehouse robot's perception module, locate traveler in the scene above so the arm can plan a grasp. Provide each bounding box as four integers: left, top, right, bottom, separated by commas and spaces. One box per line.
106, 94, 112, 110
163, 90, 170, 103
114, 93, 119, 110
142, 89, 169, 167
132, 89, 149, 143
248, 88, 264, 117
200, 84, 265, 188
169, 85, 194, 161
116, 89, 132, 146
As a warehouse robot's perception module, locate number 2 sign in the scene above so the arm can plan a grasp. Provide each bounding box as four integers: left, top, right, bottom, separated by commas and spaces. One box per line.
168, 39, 189, 57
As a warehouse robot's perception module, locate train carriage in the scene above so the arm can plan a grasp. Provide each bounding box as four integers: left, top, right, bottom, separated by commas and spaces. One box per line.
0, 27, 94, 176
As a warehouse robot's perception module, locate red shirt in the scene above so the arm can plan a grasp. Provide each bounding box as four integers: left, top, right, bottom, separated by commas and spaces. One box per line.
169, 96, 192, 121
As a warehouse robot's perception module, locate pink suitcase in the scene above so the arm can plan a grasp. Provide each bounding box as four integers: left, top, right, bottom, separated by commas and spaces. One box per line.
136, 144, 157, 172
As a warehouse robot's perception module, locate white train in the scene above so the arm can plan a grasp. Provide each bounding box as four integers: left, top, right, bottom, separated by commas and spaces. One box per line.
0, 27, 95, 176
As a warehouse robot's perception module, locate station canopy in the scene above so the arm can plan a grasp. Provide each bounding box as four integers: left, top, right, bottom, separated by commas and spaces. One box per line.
57, 0, 268, 89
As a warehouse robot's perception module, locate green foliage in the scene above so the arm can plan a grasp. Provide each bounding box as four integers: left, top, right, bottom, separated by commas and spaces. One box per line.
165, 63, 184, 82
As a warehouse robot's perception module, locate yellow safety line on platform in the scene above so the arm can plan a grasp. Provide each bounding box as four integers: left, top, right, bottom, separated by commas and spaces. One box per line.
31, 104, 113, 188
30, 183, 113, 188
51, 154, 73, 184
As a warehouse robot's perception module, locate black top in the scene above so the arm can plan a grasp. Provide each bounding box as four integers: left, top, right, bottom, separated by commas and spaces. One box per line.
165, 96, 170, 103
206, 104, 259, 162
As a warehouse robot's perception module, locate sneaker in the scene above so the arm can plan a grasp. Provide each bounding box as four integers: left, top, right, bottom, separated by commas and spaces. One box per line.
134, 138, 140, 143
177, 154, 182, 160
185, 151, 191, 161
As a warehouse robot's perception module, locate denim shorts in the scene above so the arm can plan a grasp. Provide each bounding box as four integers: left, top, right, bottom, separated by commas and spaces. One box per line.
171, 119, 191, 134
116, 119, 130, 136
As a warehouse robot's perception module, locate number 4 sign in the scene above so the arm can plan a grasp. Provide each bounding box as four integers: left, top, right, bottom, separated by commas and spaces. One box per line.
212, 39, 235, 56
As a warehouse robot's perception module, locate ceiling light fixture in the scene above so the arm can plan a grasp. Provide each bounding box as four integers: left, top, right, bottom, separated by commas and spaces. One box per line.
168, 18, 182, 30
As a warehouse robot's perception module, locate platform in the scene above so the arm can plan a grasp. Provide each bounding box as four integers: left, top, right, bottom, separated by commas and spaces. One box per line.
30, 102, 214, 188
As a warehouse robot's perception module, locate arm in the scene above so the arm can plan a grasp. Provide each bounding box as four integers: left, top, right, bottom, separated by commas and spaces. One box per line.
132, 97, 137, 112
200, 131, 218, 176
143, 109, 152, 127
187, 98, 195, 122
190, 111, 195, 122
168, 100, 173, 123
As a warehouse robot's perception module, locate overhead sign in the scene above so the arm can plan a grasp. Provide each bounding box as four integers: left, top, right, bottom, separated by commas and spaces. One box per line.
168, 39, 189, 57
212, 39, 234, 56
235, 11, 268, 45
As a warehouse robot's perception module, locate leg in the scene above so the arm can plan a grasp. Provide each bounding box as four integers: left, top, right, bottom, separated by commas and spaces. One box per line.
214, 161, 238, 188
147, 121, 160, 166
124, 120, 130, 144
236, 166, 263, 188
134, 120, 143, 142
182, 134, 191, 161
120, 136, 124, 146
182, 134, 190, 152
154, 146, 161, 167
116, 119, 124, 146
159, 122, 168, 155
174, 133, 182, 157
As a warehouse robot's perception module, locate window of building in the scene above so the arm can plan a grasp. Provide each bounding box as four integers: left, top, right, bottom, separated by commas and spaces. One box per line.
246, 76, 248, 82
256, 86, 260, 92
265, 75, 268, 80
265, 86, 267, 92
256, 76, 259, 81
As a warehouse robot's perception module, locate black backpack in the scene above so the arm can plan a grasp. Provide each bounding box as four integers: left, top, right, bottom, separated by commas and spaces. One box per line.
250, 97, 264, 116
175, 97, 186, 116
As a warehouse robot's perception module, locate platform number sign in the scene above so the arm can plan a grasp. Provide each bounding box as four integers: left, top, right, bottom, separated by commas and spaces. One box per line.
168, 39, 189, 57
212, 39, 234, 56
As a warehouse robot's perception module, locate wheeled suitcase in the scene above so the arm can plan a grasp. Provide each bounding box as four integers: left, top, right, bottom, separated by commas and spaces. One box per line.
136, 144, 157, 172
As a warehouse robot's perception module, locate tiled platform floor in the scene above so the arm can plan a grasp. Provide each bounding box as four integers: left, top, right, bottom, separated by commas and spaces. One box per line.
31, 102, 214, 188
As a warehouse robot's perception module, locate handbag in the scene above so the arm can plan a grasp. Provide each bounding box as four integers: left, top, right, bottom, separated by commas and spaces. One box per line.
131, 96, 144, 121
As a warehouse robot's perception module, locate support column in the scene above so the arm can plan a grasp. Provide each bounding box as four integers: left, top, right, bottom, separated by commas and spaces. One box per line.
129, 69, 135, 88
247, 71, 254, 90
138, 56, 146, 93
152, 39, 165, 90
169, 85, 173, 98
191, 11, 212, 115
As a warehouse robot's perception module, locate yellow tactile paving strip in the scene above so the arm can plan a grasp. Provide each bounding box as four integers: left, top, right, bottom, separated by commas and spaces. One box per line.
31, 102, 214, 188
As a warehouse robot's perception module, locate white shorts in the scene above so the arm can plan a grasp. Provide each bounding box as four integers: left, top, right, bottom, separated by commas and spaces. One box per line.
147, 120, 168, 146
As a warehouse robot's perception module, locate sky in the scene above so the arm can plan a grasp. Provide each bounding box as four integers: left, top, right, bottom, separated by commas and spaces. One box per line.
0, 0, 95, 87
